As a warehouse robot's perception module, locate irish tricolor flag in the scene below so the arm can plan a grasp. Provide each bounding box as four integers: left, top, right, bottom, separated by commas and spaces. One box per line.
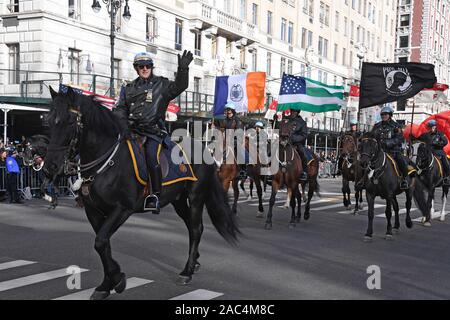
213, 72, 266, 116
277, 74, 345, 113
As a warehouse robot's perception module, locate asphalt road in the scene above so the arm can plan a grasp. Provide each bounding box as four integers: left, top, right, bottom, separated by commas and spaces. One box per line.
0, 178, 449, 300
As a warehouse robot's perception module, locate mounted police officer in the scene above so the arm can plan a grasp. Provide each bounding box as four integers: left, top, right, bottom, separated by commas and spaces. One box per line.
370, 106, 410, 190
288, 109, 310, 181
420, 120, 450, 186
336, 119, 361, 176
114, 50, 193, 213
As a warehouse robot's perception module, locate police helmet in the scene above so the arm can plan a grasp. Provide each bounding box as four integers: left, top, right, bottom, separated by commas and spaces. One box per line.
225, 102, 236, 111
380, 106, 394, 115
427, 119, 437, 127
255, 121, 264, 128
133, 52, 154, 67
350, 119, 358, 126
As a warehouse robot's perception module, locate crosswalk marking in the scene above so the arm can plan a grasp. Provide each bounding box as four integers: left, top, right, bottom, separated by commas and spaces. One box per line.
375, 208, 418, 218
170, 289, 223, 300
412, 211, 445, 222
0, 260, 36, 271
53, 277, 153, 300
0, 267, 88, 292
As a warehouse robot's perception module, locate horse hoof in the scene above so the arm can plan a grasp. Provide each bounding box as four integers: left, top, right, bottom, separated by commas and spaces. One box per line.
304, 213, 310, 221
113, 273, 127, 294
423, 222, 432, 227
90, 290, 110, 300
194, 263, 201, 273
256, 212, 264, 218
363, 236, 372, 242
289, 223, 296, 228
264, 223, 272, 230
385, 234, 394, 241
406, 220, 413, 229
177, 275, 192, 286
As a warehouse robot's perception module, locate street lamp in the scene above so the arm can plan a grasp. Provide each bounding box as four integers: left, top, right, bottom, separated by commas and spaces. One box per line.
91, 0, 131, 98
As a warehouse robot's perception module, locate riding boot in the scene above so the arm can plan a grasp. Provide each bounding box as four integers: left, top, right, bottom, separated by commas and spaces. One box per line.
297, 146, 308, 181
396, 154, 410, 190
336, 155, 343, 176
144, 164, 162, 214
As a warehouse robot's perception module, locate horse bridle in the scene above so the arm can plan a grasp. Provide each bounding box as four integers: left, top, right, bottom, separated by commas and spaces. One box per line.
359, 138, 387, 180
416, 142, 434, 174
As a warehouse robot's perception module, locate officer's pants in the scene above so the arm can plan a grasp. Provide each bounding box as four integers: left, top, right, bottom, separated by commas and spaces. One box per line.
144, 138, 162, 194
435, 150, 450, 176
6, 173, 19, 203
392, 152, 409, 177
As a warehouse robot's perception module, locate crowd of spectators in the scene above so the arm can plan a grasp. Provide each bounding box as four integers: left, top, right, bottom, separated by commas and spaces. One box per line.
0, 138, 24, 203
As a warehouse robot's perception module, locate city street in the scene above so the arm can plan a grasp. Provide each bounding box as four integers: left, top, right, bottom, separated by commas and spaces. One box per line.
0, 178, 449, 300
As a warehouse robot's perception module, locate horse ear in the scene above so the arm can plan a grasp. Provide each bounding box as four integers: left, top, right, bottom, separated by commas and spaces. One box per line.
49, 86, 58, 100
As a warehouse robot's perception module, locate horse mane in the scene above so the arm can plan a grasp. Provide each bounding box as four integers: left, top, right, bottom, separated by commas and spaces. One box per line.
79, 95, 120, 137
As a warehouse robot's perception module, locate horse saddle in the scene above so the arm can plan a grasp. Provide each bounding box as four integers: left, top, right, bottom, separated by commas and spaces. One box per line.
127, 136, 197, 187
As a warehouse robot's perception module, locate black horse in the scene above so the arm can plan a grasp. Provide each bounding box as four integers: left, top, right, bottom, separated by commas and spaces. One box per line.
43, 87, 239, 300
22, 135, 49, 171
416, 141, 449, 225
358, 134, 428, 241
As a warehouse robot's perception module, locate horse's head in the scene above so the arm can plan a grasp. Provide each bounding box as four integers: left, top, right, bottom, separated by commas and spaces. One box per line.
279, 119, 294, 147
358, 134, 380, 170
341, 134, 357, 159
416, 142, 432, 169
44, 86, 81, 180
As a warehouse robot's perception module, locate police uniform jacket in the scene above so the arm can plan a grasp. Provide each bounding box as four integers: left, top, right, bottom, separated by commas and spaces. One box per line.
371, 119, 404, 152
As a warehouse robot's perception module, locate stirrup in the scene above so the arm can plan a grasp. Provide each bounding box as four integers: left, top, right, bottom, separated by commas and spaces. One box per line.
239, 170, 247, 179
299, 172, 308, 181
144, 194, 160, 214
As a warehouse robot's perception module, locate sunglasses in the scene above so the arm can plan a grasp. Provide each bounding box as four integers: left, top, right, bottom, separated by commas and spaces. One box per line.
138, 65, 152, 70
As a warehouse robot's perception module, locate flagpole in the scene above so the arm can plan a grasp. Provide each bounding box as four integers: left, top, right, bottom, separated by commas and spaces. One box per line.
408, 98, 416, 158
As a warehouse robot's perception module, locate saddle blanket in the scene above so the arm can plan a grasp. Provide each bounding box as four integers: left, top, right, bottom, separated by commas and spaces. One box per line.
127, 138, 197, 187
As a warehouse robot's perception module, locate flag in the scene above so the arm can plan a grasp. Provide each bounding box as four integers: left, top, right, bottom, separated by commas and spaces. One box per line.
165, 102, 180, 122
213, 72, 266, 116
349, 85, 360, 97
264, 100, 278, 120
277, 74, 345, 112
359, 62, 437, 109
415, 82, 449, 104
59, 84, 116, 110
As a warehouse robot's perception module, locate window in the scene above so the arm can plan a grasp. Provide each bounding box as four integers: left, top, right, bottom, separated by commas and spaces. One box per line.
344, 17, 348, 36
194, 31, 201, 56
288, 22, 294, 45
301, 28, 307, 48
252, 3, 258, 25
281, 18, 287, 41
333, 43, 338, 62
224, 0, 232, 13
318, 37, 328, 58
307, 30, 313, 47
267, 11, 273, 35
399, 35, 409, 48
68, 0, 81, 19
342, 47, 346, 66
266, 52, 272, 76
146, 9, 158, 43
175, 19, 183, 50
287, 59, 293, 74
335, 11, 339, 31
240, 0, 247, 20
68, 48, 81, 85
226, 39, 232, 53
194, 77, 201, 102
252, 50, 257, 71
280, 57, 286, 77
8, 0, 19, 13
240, 47, 246, 68
300, 63, 306, 76
7, 43, 19, 84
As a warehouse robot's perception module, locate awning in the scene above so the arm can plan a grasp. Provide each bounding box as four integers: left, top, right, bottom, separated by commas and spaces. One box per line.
0, 103, 49, 144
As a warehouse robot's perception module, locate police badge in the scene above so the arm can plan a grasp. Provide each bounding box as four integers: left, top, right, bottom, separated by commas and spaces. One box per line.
146, 90, 153, 103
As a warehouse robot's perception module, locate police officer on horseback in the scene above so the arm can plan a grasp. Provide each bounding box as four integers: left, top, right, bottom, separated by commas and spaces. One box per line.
114, 50, 193, 213
420, 120, 450, 186
371, 106, 410, 190
336, 119, 362, 176
288, 109, 310, 181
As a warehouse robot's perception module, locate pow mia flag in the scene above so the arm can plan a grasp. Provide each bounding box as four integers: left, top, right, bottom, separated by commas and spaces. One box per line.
359, 62, 437, 109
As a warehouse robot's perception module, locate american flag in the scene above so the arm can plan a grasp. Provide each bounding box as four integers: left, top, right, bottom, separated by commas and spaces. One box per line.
58, 84, 117, 110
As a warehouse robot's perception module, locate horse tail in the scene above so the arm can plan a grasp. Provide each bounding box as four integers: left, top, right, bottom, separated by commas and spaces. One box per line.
204, 169, 241, 246
412, 177, 430, 217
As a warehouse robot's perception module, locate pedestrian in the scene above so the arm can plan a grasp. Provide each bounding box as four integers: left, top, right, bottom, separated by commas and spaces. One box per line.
3, 148, 23, 204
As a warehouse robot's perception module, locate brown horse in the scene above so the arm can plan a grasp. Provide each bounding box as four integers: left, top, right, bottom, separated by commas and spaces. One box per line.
340, 134, 364, 214
299, 152, 320, 217
264, 119, 303, 229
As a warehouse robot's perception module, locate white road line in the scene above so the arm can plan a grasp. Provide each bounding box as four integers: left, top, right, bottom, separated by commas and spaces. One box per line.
0, 260, 36, 271
53, 277, 153, 300
249, 200, 286, 206
375, 208, 418, 218
336, 204, 386, 214
170, 289, 223, 300
0, 268, 88, 292
311, 202, 362, 211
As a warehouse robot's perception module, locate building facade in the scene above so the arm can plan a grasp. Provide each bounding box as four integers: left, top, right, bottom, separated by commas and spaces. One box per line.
394, 0, 450, 124
0, 0, 397, 137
